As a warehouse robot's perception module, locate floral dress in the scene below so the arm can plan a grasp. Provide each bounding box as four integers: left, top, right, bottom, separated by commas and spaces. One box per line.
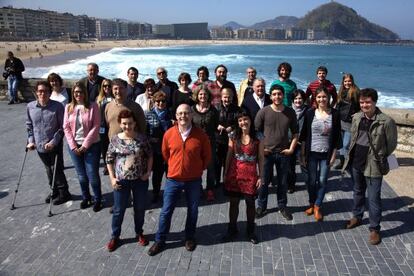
224, 138, 259, 196
106, 134, 152, 180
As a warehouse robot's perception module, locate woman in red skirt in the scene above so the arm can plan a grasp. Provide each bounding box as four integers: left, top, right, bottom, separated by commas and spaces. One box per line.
223, 110, 264, 244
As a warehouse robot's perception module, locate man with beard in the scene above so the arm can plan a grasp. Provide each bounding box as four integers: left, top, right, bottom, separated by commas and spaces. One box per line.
306, 66, 337, 108
208, 64, 237, 106
155, 67, 178, 108
79, 63, 106, 102
254, 84, 298, 221
126, 67, 144, 101
237, 66, 257, 106
241, 78, 271, 121
270, 62, 297, 107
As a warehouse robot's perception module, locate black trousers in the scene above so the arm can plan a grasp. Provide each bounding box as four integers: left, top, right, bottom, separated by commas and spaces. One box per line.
37, 142, 69, 191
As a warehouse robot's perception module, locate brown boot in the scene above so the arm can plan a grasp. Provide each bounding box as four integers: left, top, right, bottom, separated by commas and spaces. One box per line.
369, 230, 381, 245
346, 217, 362, 229
314, 205, 323, 221
305, 204, 314, 216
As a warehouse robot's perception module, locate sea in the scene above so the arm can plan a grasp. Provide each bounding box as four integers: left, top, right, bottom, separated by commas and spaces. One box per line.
25, 43, 414, 108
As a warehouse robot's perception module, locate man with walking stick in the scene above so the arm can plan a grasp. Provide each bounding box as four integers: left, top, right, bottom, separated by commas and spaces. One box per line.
26, 81, 71, 205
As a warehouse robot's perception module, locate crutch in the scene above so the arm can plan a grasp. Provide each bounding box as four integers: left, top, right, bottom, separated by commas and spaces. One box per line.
48, 153, 59, 217
10, 148, 29, 210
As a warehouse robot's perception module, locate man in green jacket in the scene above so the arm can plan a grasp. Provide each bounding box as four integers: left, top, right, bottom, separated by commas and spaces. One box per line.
343, 88, 397, 245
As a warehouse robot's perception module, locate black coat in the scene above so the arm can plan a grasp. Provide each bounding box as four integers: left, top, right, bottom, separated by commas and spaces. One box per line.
4, 57, 25, 79
241, 93, 271, 121
299, 108, 342, 165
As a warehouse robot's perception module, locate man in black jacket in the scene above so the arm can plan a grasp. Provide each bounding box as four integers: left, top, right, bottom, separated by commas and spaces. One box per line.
241, 78, 271, 121
78, 62, 105, 102
4, 51, 25, 104
155, 67, 178, 108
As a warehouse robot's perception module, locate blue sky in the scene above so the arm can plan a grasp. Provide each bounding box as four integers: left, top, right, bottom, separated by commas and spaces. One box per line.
3, 0, 414, 39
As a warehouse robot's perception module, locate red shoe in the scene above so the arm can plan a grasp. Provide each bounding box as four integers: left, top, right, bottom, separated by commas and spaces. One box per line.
107, 238, 119, 252
206, 190, 215, 202
137, 233, 149, 246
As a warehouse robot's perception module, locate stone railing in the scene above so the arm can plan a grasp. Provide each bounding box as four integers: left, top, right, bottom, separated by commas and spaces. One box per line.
1, 78, 414, 153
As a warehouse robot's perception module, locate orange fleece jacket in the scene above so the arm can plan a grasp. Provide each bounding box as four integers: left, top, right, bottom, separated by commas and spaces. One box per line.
162, 125, 211, 181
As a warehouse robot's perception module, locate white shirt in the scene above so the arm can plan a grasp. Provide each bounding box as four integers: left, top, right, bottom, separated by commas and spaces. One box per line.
179, 125, 192, 142
135, 93, 151, 112
253, 93, 265, 109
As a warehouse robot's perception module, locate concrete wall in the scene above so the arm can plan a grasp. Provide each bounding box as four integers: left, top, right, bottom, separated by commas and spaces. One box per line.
1, 78, 414, 153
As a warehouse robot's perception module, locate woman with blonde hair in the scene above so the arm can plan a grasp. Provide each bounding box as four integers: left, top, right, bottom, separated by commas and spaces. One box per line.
335, 73, 360, 169
63, 82, 103, 211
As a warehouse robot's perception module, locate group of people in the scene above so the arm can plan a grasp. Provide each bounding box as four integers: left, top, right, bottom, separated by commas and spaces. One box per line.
24, 59, 397, 256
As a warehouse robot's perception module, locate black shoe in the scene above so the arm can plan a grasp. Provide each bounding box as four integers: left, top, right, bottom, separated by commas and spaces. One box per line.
185, 239, 197, 251
148, 242, 165, 256
7, 100, 14, 105
287, 188, 295, 194
247, 233, 259, 244
45, 192, 58, 203
255, 207, 266, 218
53, 190, 72, 205
80, 199, 91, 209
279, 208, 293, 221
93, 201, 103, 212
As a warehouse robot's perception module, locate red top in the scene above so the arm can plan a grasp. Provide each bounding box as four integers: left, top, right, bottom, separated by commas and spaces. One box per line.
305, 79, 338, 108
162, 125, 211, 181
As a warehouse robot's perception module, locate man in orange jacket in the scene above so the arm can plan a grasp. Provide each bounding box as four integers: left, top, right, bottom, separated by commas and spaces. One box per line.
148, 103, 211, 256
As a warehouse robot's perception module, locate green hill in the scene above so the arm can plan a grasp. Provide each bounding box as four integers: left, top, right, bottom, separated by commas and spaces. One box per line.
297, 2, 399, 40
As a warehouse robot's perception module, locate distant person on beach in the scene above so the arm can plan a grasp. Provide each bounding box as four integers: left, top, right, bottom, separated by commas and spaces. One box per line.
241, 78, 271, 121
48, 73, 70, 106
299, 86, 342, 222
344, 88, 397, 245
106, 110, 153, 252
254, 84, 298, 221
136, 78, 157, 112
63, 82, 103, 212
145, 91, 173, 203
270, 62, 297, 107
155, 67, 178, 108
79, 62, 105, 102
171, 72, 194, 115
96, 79, 113, 175
4, 51, 25, 104
148, 104, 211, 256
222, 110, 264, 244
209, 64, 237, 106
306, 66, 337, 108
26, 81, 72, 205
237, 66, 256, 106
191, 66, 212, 91
215, 87, 241, 187
334, 73, 360, 169
126, 67, 144, 101
105, 78, 146, 140
191, 84, 219, 201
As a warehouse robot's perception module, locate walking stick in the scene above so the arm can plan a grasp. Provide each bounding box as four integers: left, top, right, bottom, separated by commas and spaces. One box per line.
10, 148, 29, 210
48, 153, 59, 217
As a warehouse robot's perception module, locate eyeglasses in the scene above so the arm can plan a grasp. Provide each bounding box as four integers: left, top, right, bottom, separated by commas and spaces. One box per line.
155, 100, 166, 103
103, 85, 111, 88
157, 71, 166, 75
176, 111, 190, 116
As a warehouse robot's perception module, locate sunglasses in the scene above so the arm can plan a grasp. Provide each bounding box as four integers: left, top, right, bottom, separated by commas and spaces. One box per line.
157, 71, 166, 75
103, 84, 111, 88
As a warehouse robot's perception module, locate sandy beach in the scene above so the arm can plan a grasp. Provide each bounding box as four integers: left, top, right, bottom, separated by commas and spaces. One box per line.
0, 39, 341, 63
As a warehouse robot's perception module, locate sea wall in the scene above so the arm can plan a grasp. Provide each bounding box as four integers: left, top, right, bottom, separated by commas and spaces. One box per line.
1, 78, 414, 153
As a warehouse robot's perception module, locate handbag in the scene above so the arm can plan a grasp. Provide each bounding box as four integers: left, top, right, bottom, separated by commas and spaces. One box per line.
367, 134, 392, 175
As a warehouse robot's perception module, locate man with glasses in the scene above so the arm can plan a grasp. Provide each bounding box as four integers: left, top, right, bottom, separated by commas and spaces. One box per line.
79, 62, 106, 102
126, 67, 144, 101
26, 81, 72, 205
148, 103, 211, 256
237, 66, 257, 106
155, 67, 178, 108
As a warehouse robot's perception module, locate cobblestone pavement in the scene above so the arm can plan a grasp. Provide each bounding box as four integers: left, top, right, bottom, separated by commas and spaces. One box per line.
0, 102, 413, 276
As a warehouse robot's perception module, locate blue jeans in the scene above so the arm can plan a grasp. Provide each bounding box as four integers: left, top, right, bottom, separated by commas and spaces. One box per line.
257, 152, 290, 210
112, 179, 149, 238
7, 75, 19, 101
339, 130, 351, 157
68, 142, 102, 201
351, 168, 383, 231
307, 152, 330, 207
155, 178, 202, 243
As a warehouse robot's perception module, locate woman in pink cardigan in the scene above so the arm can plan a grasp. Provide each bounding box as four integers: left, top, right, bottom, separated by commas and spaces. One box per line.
64, 82, 103, 212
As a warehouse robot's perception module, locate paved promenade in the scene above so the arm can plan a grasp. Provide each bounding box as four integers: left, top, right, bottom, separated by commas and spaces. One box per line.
0, 102, 413, 276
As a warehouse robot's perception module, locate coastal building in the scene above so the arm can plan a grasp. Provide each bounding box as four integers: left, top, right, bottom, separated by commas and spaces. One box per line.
286, 28, 307, 40
173, 23, 209, 39
0, 7, 26, 39
307, 29, 326, 40
263, 28, 286, 40
153, 24, 174, 38
210, 27, 234, 39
